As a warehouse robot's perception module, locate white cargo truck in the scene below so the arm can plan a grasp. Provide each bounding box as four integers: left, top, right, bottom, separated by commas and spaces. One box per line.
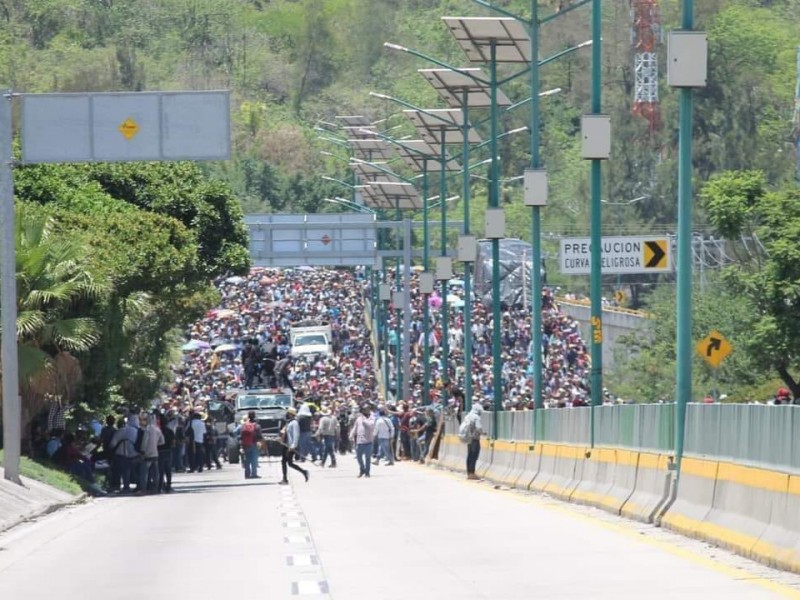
290, 320, 333, 359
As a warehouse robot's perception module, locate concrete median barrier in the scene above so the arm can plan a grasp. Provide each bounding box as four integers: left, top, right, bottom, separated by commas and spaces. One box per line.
620, 452, 673, 523
701, 462, 777, 557
530, 442, 557, 492
437, 434, 466, 471
483, 440, 518, 486
662, 457, 800, 574
661, 457, 718, 537
475, 438, 494, 479
570, 448, 621, 512
506, 443, 534, 489
533, 444, 584, 501
515, 443, 541, 490
754, 473, 800, 572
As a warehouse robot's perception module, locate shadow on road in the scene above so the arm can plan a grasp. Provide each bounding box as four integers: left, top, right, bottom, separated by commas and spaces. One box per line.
172, 480, 280, 493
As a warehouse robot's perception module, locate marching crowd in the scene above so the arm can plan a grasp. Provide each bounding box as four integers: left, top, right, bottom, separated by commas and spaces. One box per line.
31, 262, 598, 492
380, 269, 594, 409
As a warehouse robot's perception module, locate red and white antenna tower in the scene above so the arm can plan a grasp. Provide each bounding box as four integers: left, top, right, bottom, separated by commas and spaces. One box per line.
631, 0, 662, 134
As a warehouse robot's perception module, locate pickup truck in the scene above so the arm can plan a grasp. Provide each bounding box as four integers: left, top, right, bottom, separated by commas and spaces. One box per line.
290, 320, 333, 359
228, 388, 293, 462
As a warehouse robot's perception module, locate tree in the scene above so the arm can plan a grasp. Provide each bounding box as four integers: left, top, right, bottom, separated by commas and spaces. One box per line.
3, 206, 109, 426
701, 170, 800, 396
608, 274, 765, 403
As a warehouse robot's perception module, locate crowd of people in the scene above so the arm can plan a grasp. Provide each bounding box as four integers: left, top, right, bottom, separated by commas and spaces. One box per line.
380, 269, 595, 409
27, 262, 602, 492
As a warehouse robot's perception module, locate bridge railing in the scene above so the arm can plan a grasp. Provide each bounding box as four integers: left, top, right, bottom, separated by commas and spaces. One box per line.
476, 403, 799, 473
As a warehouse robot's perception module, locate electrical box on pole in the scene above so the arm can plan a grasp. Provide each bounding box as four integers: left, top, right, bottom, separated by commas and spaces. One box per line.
667, 32, 708, 88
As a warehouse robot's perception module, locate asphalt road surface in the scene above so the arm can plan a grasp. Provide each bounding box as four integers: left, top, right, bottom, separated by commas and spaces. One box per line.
1, 455, 800, 599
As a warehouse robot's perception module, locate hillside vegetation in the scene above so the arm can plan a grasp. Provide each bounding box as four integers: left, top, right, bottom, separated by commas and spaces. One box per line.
1, 0, 799, 404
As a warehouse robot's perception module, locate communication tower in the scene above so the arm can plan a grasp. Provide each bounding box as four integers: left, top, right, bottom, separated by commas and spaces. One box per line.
631, 0, 662, 134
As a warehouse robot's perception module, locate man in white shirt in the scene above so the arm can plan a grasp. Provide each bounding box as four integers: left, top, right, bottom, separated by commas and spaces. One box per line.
190, 412, 206, 472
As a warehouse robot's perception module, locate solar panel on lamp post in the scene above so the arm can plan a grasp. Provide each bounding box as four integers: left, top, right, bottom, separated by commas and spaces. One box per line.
358, 127, 461, 406
439, 15, 530, 438
458, 2, 593, 431
418, 67, 505, 414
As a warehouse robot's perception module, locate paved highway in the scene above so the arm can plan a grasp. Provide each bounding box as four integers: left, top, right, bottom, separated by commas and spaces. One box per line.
1, 458, 799, 599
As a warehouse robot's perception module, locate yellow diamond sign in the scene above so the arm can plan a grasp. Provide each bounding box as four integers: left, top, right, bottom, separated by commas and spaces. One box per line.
118, 117, 140, 140
696, 330, 733, 369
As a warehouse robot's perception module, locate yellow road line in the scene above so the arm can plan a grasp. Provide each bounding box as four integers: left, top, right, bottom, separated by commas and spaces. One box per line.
414, 462, 800, 599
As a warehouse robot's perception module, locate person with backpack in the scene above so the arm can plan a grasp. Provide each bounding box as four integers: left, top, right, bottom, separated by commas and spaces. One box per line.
239, 411, 263, 479
459, 403, 485, 480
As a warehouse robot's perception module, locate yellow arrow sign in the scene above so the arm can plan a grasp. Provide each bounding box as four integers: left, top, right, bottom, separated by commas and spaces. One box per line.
696, 330, 733, 368
614, 290, 627, 305
118, 117, 140, 140
644, 239, 668, 269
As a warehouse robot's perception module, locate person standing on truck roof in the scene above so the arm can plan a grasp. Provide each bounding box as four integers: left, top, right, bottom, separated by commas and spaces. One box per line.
276, 356, 293, 391
279, 407, 309, 485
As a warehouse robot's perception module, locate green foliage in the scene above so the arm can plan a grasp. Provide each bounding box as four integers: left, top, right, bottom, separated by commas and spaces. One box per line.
608, 275, 765, 402
12, 206, 108, 382
699, 171, 800, 395
701, 170, 767, 239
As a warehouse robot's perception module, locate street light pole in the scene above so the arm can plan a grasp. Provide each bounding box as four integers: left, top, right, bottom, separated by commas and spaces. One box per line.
422, 160, 432, 406
489, 40, 503, 439
0, 90, 19, 484
529, 1, 545, 420
589, 0, 604, 447
675, 0, 696, 472
439, 125, 450, 406
462, 89, 474, 412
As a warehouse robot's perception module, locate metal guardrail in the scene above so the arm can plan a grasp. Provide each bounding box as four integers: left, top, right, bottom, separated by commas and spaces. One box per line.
556, 296, 653, 318
470, 403, 799, 473
684, 403, 800, 471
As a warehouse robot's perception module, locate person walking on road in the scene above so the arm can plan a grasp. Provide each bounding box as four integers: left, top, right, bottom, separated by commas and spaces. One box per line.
280, 407, 309, 485
461, 403, 484, 480
373, 407, 395, 466
318, 408, 339, 468
239, 411, 263, 479
351, 405, 375, 478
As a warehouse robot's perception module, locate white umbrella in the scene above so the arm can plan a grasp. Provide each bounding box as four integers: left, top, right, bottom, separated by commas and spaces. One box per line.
214, 343, 238, 353
446, 294, 462, 304
225, 276, 245, 284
